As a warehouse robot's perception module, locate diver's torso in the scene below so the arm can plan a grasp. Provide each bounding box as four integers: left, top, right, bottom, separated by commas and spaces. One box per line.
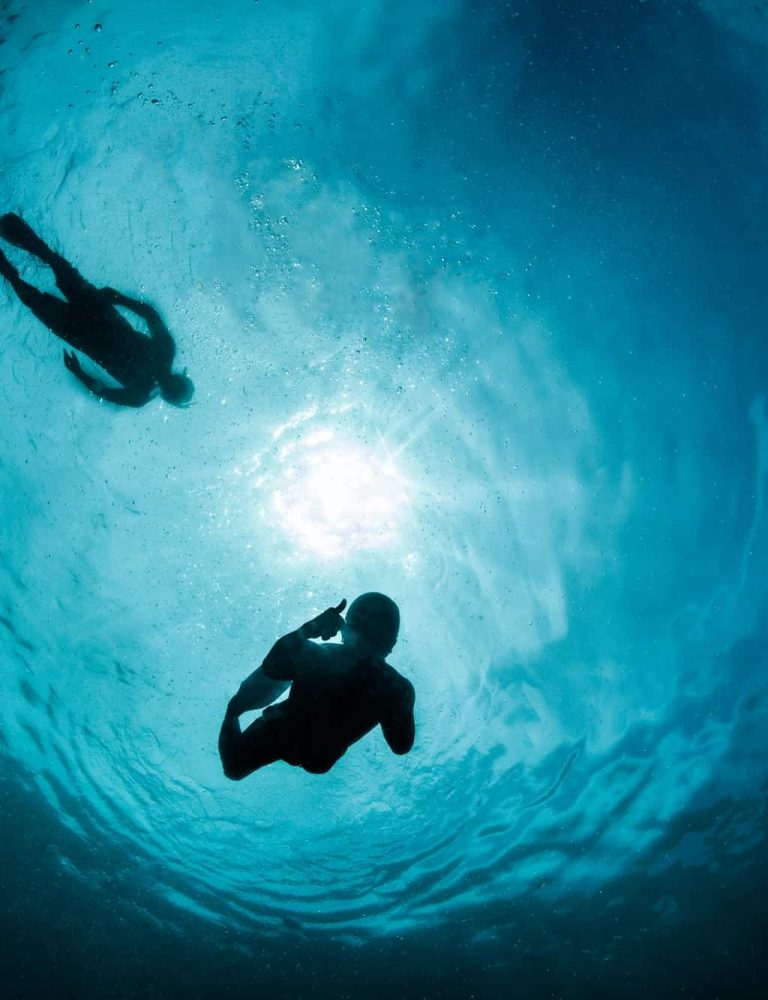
268, 646, 396, 773
64, 298, 158, 390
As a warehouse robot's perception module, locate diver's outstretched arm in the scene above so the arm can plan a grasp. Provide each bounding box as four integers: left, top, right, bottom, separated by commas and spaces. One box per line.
380, 678, 416, 755
63, 350, 149, 407
101, 287, 156, 318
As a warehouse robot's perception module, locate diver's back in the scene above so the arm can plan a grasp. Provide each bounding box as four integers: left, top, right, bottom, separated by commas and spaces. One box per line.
275, 647, 398, 772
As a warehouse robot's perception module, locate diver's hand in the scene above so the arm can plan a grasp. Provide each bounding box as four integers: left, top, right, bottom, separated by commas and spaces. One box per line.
63, 350, 82, 373
302, 599, 347, 640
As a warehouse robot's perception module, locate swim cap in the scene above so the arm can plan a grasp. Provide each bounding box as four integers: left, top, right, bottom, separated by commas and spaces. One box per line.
345, 592, 400, 657
160, 372, 194, 406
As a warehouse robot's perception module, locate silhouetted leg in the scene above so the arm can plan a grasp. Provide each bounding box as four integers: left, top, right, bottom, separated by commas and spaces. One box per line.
0, 253, 70, 332
0, 214, 95, 302
0, 248, 18, 282
0, 213, 52, 257
218, 710, 286, 780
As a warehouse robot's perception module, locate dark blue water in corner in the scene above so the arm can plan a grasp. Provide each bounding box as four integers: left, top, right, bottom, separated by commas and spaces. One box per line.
1, 1, 767, 997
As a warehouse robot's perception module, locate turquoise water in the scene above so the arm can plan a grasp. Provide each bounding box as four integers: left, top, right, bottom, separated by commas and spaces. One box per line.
1, 1, 767, 997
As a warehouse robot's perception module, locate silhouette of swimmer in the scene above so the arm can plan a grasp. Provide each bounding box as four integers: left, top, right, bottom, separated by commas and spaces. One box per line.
219, 593, 415, 779
0, 213, 193, 407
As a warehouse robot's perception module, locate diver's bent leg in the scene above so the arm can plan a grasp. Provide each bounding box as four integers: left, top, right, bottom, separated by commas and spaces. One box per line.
0, 216, 93, 301
0, 248, 18, 282
0, 264, 71, 332
218, 710, 283, 781
0, 214, 52, 257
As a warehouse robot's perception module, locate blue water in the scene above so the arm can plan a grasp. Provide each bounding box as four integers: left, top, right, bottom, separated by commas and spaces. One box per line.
1, 1, 767, 997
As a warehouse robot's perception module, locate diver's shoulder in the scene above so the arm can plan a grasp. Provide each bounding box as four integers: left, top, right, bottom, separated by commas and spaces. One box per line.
381, 661, 415, 700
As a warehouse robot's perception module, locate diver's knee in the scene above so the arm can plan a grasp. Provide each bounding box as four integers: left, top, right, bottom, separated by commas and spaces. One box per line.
221, 759, 249, 781
303, 761, 333, 775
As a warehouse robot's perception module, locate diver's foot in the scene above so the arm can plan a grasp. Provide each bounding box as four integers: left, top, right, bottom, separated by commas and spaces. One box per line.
0, 247, 19, 281
0, 212, 50, 257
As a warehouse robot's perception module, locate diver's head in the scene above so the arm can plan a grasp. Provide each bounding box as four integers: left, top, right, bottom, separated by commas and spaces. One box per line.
342, 592, 400, 658
159, 370, 194, 407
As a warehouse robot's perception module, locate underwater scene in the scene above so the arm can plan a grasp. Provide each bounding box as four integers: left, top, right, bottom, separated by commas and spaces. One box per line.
1, 1, 767, 997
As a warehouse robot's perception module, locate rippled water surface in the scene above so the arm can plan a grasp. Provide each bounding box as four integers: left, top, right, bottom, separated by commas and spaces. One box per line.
1, 1, 767, 997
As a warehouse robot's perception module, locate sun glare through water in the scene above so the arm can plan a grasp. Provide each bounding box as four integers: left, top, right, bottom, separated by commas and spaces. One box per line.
249, 408, 412, 560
